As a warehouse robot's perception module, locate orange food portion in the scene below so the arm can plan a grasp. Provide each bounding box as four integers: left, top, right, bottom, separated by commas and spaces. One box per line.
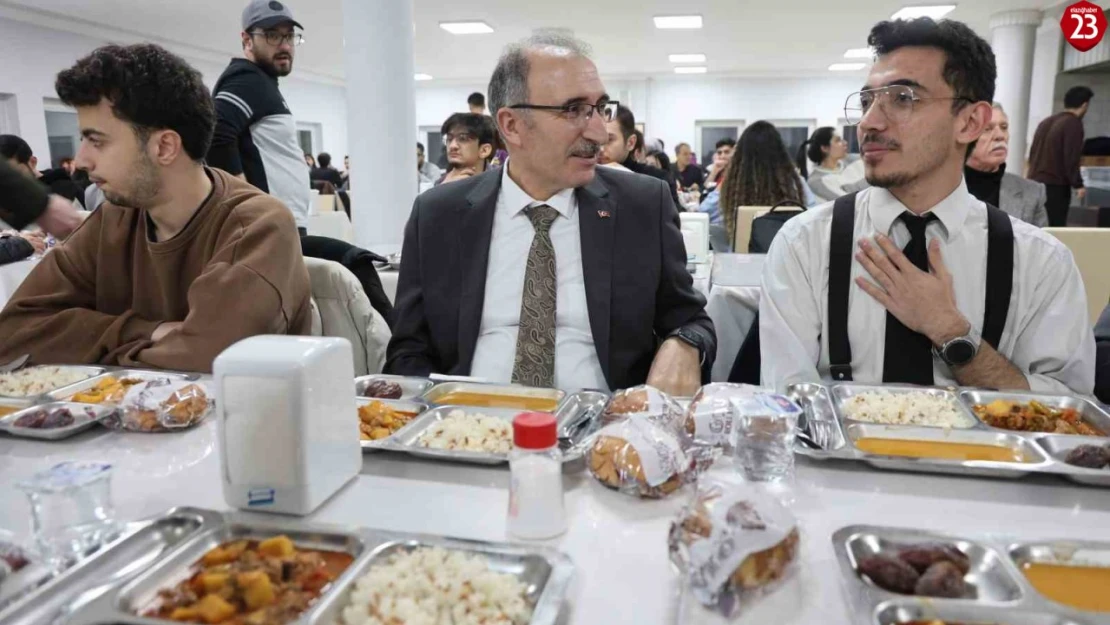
0, 406, 19, 418
70, 376, 146, 404
974, 400, 1104, 437
145, 536, 353, 625
435, 391, 558, 411
1023, 562, 1110, 612
854, 438, 1029, 463
357, 401, 418, 440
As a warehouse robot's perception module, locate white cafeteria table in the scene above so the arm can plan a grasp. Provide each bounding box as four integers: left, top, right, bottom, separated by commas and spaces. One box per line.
3, 418, 1110, 624
0, 257, 38, 310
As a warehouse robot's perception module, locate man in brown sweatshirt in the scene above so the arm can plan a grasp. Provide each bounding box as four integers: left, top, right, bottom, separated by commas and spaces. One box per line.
0, 43, 313, 373
1027, 85, 1093, 227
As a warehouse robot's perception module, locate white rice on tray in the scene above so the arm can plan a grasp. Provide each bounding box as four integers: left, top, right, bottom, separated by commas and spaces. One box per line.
417, 410, 512, 453
842, 391, 974, 428
0, 366, 95, 397
341, 547, 532, 625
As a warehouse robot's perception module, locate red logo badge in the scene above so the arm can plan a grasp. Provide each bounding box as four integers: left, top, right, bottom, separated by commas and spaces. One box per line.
1061, 1, 1107, 52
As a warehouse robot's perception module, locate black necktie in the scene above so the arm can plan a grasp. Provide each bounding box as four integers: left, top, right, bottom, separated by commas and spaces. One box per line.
882, 212, 938, 385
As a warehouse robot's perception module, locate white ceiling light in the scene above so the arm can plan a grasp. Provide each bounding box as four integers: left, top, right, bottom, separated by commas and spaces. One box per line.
674, 66, 708, 74
439, 21, 494, 35
829, 63, 867, 71
414, 73, 433, 81
669, 53, 707, 63
843, 48, 874, 59
654, 15, 703, 29
891, 5, 956, 20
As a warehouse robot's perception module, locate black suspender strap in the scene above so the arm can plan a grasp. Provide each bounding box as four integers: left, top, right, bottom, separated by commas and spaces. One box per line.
982, 204, 1014, 349
828, 192, 859, 381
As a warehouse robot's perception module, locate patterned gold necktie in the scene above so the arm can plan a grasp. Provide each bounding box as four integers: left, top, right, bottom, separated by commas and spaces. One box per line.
511, 204, 559, 387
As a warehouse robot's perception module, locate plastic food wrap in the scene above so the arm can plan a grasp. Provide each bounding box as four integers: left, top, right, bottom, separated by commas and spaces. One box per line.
669, 477, 800, 617
98, 380, 212, 432
587, 417, 696, 499
684, 383, 767, 450
602, 385, 686, 436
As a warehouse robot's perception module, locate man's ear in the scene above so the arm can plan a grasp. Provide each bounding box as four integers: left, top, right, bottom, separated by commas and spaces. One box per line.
957, 101, 994, 153
29, 155, 38, 170
497, 109, 525, 149
626, 133, 637, 154
479, 143, 493, 160
150, 129, 184, 166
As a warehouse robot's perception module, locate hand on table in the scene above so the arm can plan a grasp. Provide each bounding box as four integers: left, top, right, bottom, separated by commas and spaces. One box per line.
646, 338, 702, 397
855, 234, 969, 345
36, 194, 83, 239
151, 322, 184, 342
19, 231, 46, 255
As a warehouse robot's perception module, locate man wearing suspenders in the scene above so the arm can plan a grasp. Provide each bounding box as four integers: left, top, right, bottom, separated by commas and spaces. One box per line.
759, 17, 1095, 395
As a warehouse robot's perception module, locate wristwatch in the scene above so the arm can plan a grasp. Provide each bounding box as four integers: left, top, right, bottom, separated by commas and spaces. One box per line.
933, 325, 981, 367
667, 327, 706, 366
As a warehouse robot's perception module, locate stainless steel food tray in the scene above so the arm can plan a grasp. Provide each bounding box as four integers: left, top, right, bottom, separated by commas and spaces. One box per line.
47, 369, 196, 403
421, 381, 567, 412
355, 396, 429, 451
0, 507, 221, 625
45, 507, 573, 625
369, 390, 608, 466
0, 401, 118, 440
354, 374, 434, 401
0, 365, 106, 400
835, 524, 1110, 625
790, 383, 1110, 487
830, 383, 979, 429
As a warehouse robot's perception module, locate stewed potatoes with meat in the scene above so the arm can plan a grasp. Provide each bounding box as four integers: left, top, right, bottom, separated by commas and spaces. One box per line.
973, 400, 1104, 437
144, 535, 352, 625
357, 401, 418, 441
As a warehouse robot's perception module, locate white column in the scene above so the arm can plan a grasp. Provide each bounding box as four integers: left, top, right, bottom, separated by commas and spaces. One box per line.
990, 10, 1041, 174
1027, 5, 1067, 157
341, 0, 416, 253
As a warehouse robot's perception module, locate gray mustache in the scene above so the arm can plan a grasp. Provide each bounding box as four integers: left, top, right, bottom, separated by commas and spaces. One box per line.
569, 142, 600, 158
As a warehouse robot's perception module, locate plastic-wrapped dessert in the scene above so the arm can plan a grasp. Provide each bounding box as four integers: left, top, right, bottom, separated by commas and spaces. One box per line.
683, 383, 767, 449
98, 380, 212, 432
588, 417, 694, 499
602, 385, 686, 435
669, 476, 800, 617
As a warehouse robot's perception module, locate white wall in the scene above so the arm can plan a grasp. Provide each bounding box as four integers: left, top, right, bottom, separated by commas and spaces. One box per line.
0, 18, 347, 165
414, 74, 864, 158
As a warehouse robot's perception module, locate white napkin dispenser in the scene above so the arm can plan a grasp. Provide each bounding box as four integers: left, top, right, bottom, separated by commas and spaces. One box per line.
213, 336, 361, 515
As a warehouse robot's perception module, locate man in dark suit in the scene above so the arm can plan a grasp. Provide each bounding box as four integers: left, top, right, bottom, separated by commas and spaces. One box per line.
386, 34, 715, 394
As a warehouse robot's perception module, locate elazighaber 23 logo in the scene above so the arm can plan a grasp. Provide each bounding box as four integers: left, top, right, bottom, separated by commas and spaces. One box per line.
1061, 1, 1107, 53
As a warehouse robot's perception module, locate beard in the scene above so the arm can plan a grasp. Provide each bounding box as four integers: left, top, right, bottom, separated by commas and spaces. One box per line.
862, 131, 948, 190
103, 151, 160, 209
256, 53, 293, 77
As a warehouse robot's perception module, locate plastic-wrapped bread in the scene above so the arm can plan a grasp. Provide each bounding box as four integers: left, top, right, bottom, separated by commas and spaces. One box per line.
587, 417, 695, 499
669, 476, 800, 617
683, 383, 766, 449
602, 385, 686, 436
98, 379, 213, 432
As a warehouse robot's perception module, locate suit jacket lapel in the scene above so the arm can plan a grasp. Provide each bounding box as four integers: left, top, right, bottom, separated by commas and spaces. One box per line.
456, 171, 501, 372
576, 175, 616, 386
999, 174, 1021, 210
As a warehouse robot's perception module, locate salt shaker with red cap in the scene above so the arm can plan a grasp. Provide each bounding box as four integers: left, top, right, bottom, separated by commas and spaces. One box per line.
508, 412, 566, 540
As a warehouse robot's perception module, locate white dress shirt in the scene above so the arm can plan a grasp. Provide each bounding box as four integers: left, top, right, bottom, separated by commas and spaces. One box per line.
760, 183, 1095, 395
469, 164, 608, 391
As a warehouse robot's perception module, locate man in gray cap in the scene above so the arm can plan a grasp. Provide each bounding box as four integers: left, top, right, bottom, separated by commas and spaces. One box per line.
207, 0, 310, 231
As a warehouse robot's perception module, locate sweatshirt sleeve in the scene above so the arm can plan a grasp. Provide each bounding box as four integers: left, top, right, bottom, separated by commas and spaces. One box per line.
118, 200, 311, 372
207, 73, 262, 176
0, 236, 34, 265
0, 160, 49, 230
0, 211, 162, 366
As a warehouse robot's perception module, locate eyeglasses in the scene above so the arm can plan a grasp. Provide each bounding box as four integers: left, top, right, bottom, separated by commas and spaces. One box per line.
249, 30, 304, 46
442, 132, 478, 146
508, 100, 619, 125
843, 85, 972, 126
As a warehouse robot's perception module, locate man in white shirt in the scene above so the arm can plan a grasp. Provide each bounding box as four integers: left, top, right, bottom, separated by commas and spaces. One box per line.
387, 34, 715, 394
759, 17, 1094, 395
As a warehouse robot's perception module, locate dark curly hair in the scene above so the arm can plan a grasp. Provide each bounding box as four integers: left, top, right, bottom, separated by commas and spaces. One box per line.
868, 18, 996, 110
719, 121, 806, 246
55, 43, 215, 161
